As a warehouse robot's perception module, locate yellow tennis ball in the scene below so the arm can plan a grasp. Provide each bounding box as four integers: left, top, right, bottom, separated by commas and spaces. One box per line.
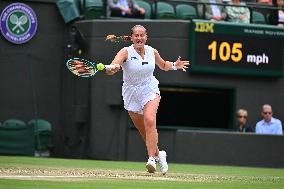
97, 63, 105, 71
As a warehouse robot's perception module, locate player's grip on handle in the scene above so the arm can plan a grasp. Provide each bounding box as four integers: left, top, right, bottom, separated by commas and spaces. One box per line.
97, 63, 116, 71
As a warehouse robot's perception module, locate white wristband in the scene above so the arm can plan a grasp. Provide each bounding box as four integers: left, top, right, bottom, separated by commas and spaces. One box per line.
171, 62, 177, 70
104, 64, 115, 71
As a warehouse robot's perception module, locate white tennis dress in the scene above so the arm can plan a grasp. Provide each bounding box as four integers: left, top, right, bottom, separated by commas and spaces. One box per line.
121, 44, 160, 114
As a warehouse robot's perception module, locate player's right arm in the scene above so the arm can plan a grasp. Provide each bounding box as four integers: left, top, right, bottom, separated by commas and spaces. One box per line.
106, 48, 128, 75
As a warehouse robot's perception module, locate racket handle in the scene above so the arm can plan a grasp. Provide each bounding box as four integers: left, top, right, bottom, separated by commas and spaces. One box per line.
104, 64, 116, 71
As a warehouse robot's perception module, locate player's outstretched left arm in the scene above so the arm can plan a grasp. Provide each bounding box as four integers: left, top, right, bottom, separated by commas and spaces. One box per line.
173, 56, 190, 72
154, 49, 189, 72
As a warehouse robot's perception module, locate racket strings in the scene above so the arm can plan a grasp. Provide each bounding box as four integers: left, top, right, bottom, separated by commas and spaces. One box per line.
67, 59, 96, 77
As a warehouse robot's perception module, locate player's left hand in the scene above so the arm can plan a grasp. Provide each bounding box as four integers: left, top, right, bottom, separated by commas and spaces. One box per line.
175, 56, 190, 72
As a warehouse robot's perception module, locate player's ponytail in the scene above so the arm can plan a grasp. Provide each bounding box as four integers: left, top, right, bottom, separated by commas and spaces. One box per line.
105, 25, 147, 43
105, 35, 131, 43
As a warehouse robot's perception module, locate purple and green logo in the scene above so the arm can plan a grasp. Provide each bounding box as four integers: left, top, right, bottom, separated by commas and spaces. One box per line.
0, 3, 37, 44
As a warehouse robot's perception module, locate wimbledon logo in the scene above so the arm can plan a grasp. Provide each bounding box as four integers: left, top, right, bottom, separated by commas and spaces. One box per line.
0, 3, 37, 44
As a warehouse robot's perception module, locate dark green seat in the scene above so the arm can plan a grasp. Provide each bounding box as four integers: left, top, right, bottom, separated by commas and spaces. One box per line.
176, 4, 197, 20
81, 0, 105, 19
3, 119, 26, 129
155, 2, 176, 19
136, 0, 152, 19
83, 0, 103, 7
252, 11, 266, 24
56, 0, 80, 23
28, 119, 53, 152
0, 119, 34, 156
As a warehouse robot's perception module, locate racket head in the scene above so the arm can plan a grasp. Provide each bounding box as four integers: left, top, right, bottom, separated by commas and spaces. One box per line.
9, 14, 18, 24
66, 57, 97, 78
19, 15, 28, 24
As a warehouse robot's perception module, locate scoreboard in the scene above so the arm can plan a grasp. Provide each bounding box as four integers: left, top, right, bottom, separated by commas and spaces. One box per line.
189, 20, 284, 77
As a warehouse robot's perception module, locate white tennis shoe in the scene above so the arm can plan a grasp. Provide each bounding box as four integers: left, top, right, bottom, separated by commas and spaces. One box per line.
146, 157, 156, 173
157, 150, 168, 175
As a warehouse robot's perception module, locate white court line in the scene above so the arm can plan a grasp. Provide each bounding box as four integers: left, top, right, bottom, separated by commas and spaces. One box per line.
0, 175, 180, 181
0, 175, 86, 178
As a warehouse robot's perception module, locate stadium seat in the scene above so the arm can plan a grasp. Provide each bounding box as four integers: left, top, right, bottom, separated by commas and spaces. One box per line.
81, 0, 105, 19
136, 0, 152, 19
28, 119, 53, 153
176, 4, 197, 20
83, 0, 103, 7
3, 118, 26, 128
0, 119, 34, 156
252, 11, 266, 24
154, 2, 176, 19
56, 0, 81, 23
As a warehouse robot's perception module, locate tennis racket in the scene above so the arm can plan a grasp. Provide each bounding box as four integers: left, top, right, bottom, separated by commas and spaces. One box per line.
66, 57, 115, 78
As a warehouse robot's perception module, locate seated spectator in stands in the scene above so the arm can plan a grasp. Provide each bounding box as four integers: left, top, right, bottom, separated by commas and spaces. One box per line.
107, 0, 145, 18
276, 0, 284, 26
257, 0, 273, 5
236, 109, 254, 132
197, 0, 227, 21
255, 104, 283, 135
268, 0, 284, 26
226, 0, 250, 23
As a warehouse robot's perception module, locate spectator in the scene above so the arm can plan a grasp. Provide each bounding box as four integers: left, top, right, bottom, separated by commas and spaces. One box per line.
226, 0, 250, 23
276, 0, 284, 26
255, 104, 283, 135
198, 0, 227, 21
257, 0, 273, 5
236, 109, 254, 132
107, 0, 145, 18
268, 0, 284, 26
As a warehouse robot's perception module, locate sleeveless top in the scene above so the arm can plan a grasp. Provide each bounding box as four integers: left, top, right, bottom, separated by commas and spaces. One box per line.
122, 44, 156, 85
121, 44, 160, 112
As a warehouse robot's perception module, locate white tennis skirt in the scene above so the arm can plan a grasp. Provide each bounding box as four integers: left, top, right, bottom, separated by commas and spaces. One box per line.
122, 77, 160, 114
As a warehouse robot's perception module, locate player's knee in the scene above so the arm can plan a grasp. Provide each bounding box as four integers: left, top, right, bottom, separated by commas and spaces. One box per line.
144, 116, 156, 129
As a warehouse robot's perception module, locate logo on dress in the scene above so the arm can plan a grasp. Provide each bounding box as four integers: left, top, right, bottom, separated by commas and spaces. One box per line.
131, 56, 138, 60
0, 3, 38, 44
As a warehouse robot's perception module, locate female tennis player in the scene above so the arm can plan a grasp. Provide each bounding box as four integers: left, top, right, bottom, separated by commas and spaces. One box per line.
106, 25, 189, 174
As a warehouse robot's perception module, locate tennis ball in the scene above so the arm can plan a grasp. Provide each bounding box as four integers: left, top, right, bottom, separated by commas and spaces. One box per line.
97, 63, 105, 71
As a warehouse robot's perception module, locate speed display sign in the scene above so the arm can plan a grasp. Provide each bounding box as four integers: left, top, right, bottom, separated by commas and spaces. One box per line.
189, 20, 284, 77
